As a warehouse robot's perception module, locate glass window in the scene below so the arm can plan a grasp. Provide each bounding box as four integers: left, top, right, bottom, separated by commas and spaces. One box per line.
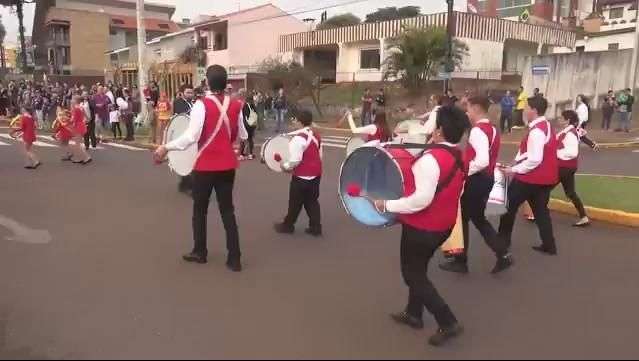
360, 49, 380, 70
61, 47, 71, 65
608, 43, 619, 50
609, 8, 624, 19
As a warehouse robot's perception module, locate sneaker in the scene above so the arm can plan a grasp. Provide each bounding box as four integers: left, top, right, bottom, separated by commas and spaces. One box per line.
248, 154, 254, 160
274, 222, 295, 234
226, 258, 242, 273
491, 255, 514, 274
428, 323, 464, 347
238, 155, 246, 161
438, 259, 469, 274
390, 312, 424, 330
182, 252, 207, 264
573, 217, 591, 227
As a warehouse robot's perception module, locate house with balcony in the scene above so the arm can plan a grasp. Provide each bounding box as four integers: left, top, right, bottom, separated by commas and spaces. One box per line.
574, 0, 638, 52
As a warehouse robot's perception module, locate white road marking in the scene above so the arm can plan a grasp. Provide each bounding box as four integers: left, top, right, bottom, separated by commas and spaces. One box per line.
322, 135, 350, 141
633, 150, 639, 153
0, 214, 52, 245
0, 134, 14, 140
0, 140, 9, 146
102, 142, 147, 151
38, 135, 56, 142
33, 141, 57, 148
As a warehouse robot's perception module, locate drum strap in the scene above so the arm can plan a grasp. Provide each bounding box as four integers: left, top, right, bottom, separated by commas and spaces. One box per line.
196, 96, 230, 160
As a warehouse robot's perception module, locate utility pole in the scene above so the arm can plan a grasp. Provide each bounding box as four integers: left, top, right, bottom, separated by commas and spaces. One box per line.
631, 0, 639, 96
136, 0, 148, 116
445, 0, 455, 92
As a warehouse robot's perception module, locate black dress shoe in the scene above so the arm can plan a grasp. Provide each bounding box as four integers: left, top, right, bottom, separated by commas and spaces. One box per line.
274, 223, 295, 234
532, 246, 557, 256
226, 259, 243, 273
428, 323, 464, 347
491, 255, 514, 274
305, 228, 322, 237
439, 259, 469, 274
390, 312, 424, 330
182, 252, 207, 264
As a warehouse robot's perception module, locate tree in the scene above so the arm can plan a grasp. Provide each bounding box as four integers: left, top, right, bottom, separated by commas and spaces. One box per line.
365, 6, 421, 23
316, 13, 361, 30
383, 27, 468, 91
259, 56, 323, 117
0, 19, 6, 70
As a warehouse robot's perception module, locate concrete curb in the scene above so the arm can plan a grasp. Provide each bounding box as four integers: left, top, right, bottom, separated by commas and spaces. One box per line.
549, 199, 639, 228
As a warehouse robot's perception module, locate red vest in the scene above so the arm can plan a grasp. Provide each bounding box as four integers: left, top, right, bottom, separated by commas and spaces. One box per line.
194, 95, 244, 172
366, 125, 391, 142
398, 147, 465, 232
515, 120, 559, 185
293, 130, 322, 178
465, 121, 500, 176
72, 106, 87, 136
557, 126, 579, 170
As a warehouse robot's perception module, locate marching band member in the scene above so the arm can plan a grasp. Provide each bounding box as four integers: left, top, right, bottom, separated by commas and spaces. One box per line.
346, 111, 393, 143
154, 65, 248, 272
372, 106, 469, 347
274, 110, 323, 237
440, 96, 512, 275
52, 106, 74, 161
70, 96, 92, 165
499, 96, 559, 257
10, 105, 41, 169
555, 110, 597, 227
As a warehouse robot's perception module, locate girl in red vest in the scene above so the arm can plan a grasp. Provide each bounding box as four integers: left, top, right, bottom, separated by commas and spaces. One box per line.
345, 110, 393, 143
371, 106, 469, 347
556, 110, 597, 227
10, 105, 41, 169
274, 110, 323, 237
52, 106, 74, 161
70, 96, 92, 165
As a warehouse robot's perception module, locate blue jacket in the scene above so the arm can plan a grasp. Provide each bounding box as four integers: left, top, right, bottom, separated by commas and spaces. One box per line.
500, 95, 515, 113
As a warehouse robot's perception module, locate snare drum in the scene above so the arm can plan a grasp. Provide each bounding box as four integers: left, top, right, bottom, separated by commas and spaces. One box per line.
345, 136, 366, 156
260, 134, 292, 173
486, 167, 509, 216
163, 114, 197, 176
338, 145, 415, 227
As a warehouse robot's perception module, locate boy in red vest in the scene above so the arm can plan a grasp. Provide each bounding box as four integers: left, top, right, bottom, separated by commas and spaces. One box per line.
274, 110, 323, 237
499, 96, 559, 256
154, 65, 248, 272
10, 105, 41, 169
440, 96, 512, 275
372, 106, 469, 347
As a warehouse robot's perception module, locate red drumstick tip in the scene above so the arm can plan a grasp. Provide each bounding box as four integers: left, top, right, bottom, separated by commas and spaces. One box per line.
346, 183, 362, 197
273, 153, 282, 162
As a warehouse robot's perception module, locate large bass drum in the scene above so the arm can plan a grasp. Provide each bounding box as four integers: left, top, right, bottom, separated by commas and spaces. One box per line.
338, 145, 415, 227
345, 136, 366, 157
163, 113, 197, 176
260, 134, 292, 173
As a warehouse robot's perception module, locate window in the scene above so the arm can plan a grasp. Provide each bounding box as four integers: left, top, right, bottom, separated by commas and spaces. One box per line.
110, 53, 118, 62
360, 48, 381, 70
198, 36, 209, 50
158, 23, 170, 30
110, 29, 117, 36
609, 8, 623, 19
576, 46, 585, 52
112, 19, 125, 25
61, 47, 71, 65
608, 43, 619, 50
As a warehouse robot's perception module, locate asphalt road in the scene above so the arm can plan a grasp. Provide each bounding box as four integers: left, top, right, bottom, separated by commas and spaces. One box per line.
0, 133, 638, 359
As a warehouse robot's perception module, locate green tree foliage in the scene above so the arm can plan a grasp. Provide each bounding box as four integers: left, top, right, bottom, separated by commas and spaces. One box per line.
383, 27, 468, 91
365, 6, 421, 23
316, 13, 361, 30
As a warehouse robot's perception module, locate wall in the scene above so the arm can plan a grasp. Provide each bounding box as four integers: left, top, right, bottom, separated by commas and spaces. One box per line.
580, 32, 636, 52
522, 50, 638, 117
110, 29, 127, 50
147, 32, 194, 63
458, 38, 503, 71
503, 39, 539, 72
227, 5, 307, 68
46, 8, 111, 76
55, 0, 171, 20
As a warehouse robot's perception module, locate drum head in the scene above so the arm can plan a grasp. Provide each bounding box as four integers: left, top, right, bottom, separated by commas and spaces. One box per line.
262, 135, 291, 173
346, 136, 366, 156
339, 146, 404, 227
486, 168, 509, 216
165, 114, 197, 177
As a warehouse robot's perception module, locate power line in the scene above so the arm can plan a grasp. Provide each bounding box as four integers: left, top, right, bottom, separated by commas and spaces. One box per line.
229, 0, 371, 28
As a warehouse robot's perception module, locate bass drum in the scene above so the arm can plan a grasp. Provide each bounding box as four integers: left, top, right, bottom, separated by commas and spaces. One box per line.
345, 136, 366, 157
163, 114, 197, 176
338, 145, 414, 227
260, 134, 292, 173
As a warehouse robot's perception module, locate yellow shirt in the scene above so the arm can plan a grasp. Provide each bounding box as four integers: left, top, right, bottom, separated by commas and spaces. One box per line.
156, 101, 172, 122
516, 92, 527, 110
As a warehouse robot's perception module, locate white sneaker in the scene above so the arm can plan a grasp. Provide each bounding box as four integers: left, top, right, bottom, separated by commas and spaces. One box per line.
573, 217, 591, 227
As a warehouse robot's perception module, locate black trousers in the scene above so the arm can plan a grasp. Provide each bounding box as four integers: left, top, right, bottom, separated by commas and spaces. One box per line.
84, 120, 97, 149
240, 126, 256, 156
283, 176, 322, 231
498, 178, 557, 253
111, 122, 122, 139
513, 109, 524, 127
400, 224, 458, 328
192, 170, 241, 260
178, 174, 192, 192
557, 167, 587, 218
459, 173, 505, 263
123, 114, 135, 141
500, 111, 512, 133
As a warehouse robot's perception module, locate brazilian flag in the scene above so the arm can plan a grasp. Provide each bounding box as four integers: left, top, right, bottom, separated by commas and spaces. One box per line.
519, 8, 530, 22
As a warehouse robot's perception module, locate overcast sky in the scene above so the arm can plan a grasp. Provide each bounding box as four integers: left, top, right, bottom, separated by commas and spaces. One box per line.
0, 0, 468, 46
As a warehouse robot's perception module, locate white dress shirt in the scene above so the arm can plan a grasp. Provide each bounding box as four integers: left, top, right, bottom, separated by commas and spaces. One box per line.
347, 112, 378, 135
283, 127, 322, 180
557, 125, 579, 161
420, 105, 440, 136
165, 96, 247, 152
467, 119, 493, 176
512, 117, 550, 175
385, 142, 457, 214
576, 103, 589, 128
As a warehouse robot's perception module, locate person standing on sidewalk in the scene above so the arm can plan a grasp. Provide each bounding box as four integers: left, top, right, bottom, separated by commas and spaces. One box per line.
499, 90, 515, 133
93, 86, 111, 144
575, 94, 590, 129
601, 90, 615, 131
118, 88, 135, 141
514, 86, 527, 128
361, 88, 374, 126
274, 88, 288, 133
81, 91, 97, 149
155, 92, 172, 145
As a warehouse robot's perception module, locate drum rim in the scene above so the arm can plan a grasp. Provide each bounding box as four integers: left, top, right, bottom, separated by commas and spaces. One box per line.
164, 113, 190, 145
261, 134, 292, 173
337, 145, 404, 228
